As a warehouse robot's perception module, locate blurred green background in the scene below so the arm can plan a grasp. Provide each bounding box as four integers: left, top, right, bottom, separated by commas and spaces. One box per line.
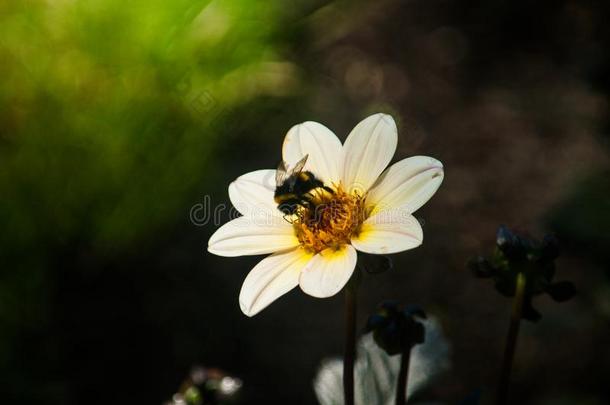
1, 0, 609, 404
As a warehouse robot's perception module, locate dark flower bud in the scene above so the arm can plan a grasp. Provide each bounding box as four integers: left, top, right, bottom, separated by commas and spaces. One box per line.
365, 301, 426, 355
470, 226, 575, 322
496, 225, 527, 262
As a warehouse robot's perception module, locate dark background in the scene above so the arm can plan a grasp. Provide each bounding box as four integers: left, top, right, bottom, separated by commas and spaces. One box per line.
1, 0, 609, 404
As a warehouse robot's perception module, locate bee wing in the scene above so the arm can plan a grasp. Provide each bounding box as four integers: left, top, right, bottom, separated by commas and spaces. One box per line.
276, 155, 308, 186
291, 154, 309, 174
276, 160, 288, 186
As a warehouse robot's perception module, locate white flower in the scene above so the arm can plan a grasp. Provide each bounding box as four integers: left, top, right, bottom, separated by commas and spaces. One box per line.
208, 113, 444, 316
313, 317, 451, 405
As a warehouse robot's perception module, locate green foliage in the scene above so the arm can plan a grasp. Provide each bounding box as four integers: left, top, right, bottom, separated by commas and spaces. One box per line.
0, 1, 298, 401
0, 0, 287, 252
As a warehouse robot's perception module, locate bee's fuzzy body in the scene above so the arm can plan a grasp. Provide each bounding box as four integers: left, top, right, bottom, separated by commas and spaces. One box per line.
274, 171, 332, 215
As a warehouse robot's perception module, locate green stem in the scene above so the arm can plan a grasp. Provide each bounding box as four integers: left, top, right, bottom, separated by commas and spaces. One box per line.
497, 272, 527, 405
343, 281, 357, 405
395, 345, 412, 405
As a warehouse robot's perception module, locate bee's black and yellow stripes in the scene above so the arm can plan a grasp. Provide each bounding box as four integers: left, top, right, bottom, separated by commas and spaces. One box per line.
274, 170, 334, 215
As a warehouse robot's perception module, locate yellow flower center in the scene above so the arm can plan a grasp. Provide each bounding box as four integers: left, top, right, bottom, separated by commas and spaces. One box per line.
293, 184, 368, 253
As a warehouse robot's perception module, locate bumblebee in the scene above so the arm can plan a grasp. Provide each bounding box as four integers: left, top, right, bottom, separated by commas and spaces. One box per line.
274, 154, 334, 215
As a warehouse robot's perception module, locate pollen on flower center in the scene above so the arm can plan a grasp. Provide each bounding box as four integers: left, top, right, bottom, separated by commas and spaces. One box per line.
293, 184, 367, 253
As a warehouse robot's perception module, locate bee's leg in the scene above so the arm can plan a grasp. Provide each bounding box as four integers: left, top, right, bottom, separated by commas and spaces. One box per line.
303, 199, 324, 223
300, 198, 312, 210
299, 197, 327, 223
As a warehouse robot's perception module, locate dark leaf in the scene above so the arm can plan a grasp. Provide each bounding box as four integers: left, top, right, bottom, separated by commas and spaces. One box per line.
496, 225, 527, 261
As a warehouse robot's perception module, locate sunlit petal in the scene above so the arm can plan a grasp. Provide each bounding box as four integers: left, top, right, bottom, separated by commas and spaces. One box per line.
208, 216, 298, 257
351, 211, 423, 254
342, 113, 397, 194
229, 169, 279, 217
299, 245, 357, 298
367, 156, 444, 215
282, 121, 343, 184
239, 247, 314, 316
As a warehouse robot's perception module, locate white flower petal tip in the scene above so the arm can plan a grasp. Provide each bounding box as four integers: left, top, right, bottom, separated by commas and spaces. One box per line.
228, 169, 278, 217
282, 121, 343, 184
367, 156, 444, 215
343, 113, 398, 194
207, 216, 299, 257
351, 213, 423, 255
239, 248, 313, 317
299, 245, 358, 298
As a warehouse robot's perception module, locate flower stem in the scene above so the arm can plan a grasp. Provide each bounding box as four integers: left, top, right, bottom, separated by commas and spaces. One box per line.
497, 272, 527, 405
343, 280, 357, 405
395, 345, 412, 405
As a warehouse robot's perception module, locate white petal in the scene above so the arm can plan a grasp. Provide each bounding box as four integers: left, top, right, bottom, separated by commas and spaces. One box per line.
299, 245, 357, 298
228, 169, 280, 217
351, 212, 423, 254
366, 156, 444, 215
283, 121, 343, 184
239, 248, 314, 317
208, 216, 298, 257
342, 113, 397, 194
